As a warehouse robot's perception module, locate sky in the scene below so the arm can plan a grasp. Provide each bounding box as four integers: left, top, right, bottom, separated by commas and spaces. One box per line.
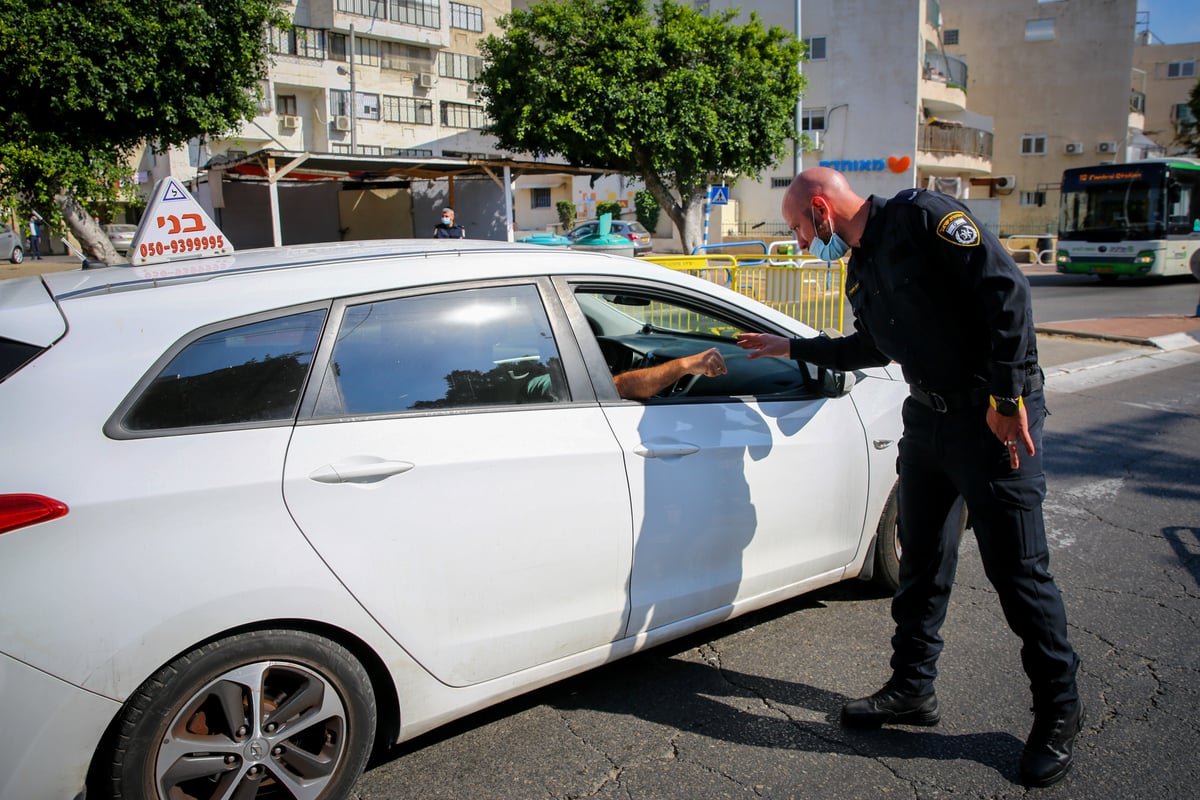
1137, 0, 1200, 45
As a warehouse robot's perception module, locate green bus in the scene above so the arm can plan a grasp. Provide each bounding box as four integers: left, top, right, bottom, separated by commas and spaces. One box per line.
1056, 158, 1200, 282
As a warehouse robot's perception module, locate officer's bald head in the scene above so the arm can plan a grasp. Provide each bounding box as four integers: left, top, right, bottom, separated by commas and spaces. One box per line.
783, 167, 870, 248
785, 167, 854, 209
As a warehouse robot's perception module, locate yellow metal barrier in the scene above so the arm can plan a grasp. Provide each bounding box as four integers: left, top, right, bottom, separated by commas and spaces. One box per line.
644, 253, 846, 333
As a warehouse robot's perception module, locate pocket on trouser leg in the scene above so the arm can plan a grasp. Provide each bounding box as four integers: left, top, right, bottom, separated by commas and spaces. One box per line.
987, 474, 1048, 561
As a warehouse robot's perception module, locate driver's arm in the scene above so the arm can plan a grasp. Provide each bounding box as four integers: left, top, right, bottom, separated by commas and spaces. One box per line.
612, 347, 727, 400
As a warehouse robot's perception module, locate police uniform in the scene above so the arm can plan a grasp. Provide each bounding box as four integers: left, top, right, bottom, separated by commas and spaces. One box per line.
790, 188, 1080, 715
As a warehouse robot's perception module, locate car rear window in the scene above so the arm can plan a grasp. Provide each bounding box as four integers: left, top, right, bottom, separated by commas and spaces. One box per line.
121, 309, 327, 432
313, 284, 567, 416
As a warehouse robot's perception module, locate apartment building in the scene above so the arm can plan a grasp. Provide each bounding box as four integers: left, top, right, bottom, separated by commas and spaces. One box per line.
137, 0, 594, 244
1133, 37, 1200, 156
936, 0, 1143, 234
135, 1, 1193, 247
701, 0, 999, 237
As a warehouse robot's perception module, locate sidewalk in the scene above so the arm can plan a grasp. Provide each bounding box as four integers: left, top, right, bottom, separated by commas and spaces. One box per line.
1018, 262, 1200, 367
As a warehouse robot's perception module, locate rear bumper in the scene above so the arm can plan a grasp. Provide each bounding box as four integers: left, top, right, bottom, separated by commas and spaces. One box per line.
0, 650, 119, 799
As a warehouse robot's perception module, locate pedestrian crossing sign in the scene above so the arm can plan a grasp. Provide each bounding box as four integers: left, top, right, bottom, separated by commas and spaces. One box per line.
708, 186, 729, 205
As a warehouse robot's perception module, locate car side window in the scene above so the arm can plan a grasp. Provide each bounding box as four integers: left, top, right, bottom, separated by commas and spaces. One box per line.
315, 284, 568, 416
575, 288, 812, 399
123, 309, 327, 431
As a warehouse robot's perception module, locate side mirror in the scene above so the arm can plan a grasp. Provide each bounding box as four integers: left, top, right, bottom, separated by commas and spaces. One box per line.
819, 367, 856, 397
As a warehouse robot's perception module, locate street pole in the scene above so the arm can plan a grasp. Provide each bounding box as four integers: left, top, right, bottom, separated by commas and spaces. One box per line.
349, 23, 357, 155
794, 0, 803, 176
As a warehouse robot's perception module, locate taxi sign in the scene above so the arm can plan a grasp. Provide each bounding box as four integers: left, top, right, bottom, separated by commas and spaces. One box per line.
129, 178, 234, 266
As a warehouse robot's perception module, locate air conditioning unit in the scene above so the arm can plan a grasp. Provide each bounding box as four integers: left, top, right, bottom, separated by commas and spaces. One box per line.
1097, 140, 1118, 154
334, 115, 351, 132
280, 115, 300, 130
418, 72, 434, 89
993, 175, 1017, 192
1064, 141, 1084, 155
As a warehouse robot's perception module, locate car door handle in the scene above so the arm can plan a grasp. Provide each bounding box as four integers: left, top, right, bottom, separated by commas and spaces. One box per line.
632, 441, 700, 459
308, 458, 415, 484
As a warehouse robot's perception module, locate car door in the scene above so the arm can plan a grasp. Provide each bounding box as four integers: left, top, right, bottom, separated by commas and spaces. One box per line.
562, 282, 870, 636
282, 281, 633, 687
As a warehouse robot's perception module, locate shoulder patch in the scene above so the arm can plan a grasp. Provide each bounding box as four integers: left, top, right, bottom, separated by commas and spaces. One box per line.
935, 211, 980, 247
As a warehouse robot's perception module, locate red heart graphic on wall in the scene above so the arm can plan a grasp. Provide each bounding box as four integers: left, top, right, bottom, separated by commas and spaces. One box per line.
887, 156, 911, 173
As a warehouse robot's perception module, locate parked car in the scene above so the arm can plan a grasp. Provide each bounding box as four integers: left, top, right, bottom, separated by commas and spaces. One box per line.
0, 215, 909, 799
567, 218, 654, 255
103, 223, 138, 255
0, 223, 24, 263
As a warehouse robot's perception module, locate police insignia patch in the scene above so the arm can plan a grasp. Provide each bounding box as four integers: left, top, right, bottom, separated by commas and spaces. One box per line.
936, 211, 980, 246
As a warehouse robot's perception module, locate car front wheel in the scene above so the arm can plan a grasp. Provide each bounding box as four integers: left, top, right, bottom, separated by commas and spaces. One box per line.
9, 245, 22, 264
874, 485, 969, 592
105, 629, 377, 800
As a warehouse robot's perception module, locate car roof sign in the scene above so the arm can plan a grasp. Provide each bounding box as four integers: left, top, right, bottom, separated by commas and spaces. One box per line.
129, 178, 234, 266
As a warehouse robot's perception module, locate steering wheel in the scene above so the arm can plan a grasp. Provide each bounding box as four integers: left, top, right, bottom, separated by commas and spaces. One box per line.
659, 372, 702, 398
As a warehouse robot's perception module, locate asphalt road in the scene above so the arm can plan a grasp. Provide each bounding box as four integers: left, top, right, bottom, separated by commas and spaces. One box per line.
352, 346, 1200, 799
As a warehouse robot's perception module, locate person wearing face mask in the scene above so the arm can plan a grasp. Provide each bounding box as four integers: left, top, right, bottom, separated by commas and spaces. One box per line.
735, 167, 1083, 789
433, 207, 466, 239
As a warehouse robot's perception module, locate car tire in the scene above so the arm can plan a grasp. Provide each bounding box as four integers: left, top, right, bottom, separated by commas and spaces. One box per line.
874, 485, 968, 592
105, 629, 377, 800
9, 246, 22, 264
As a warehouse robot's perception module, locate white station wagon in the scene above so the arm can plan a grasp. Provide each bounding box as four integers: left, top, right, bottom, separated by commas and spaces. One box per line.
0, 196, 908, 799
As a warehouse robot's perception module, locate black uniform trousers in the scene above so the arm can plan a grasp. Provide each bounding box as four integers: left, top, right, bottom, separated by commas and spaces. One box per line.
889, 388, 1080, 711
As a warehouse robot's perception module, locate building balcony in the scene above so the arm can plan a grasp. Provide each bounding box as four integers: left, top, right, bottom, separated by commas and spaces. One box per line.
921, 53, 968, 113
917, 123, 993, 176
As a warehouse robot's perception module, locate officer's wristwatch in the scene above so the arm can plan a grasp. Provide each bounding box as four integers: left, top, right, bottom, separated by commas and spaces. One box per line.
989, 395, 1023, 417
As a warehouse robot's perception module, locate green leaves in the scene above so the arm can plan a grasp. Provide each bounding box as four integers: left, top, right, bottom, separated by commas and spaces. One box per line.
0, 0, 288, 214
478, 0, 804, 249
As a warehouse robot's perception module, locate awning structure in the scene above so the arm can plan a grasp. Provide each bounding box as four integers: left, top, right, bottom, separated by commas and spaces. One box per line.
204, 149, 613, 244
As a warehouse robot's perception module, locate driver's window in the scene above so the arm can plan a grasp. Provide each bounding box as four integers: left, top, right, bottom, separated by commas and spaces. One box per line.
574, 288, 811, 400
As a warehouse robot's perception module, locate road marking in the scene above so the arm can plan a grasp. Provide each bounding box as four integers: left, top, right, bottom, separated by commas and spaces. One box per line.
1044, 478, 1125, 549
1045, 349, 1200, 393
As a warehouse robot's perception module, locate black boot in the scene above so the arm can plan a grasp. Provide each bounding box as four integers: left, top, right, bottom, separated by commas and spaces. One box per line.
1020, 699, 1084, 787
841, 685, 940, 728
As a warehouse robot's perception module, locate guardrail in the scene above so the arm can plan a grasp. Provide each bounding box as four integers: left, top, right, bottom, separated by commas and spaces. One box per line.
643, 253, 846, 333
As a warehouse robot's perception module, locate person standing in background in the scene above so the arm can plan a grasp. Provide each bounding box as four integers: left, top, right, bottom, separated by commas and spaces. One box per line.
26, 214, 42, 260
433, 207, 466, 239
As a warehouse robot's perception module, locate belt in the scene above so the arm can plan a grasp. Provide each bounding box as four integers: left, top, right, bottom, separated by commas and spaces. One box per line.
910, 368, 1044, 413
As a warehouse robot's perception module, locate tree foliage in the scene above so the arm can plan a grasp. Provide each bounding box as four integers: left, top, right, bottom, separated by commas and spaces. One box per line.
0, 0, 289, 260
1177, 79, 1200, 156
478, 0, 804, 253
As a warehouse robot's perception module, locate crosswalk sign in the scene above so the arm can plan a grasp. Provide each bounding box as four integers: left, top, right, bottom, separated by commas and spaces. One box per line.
708, 185, 729, 205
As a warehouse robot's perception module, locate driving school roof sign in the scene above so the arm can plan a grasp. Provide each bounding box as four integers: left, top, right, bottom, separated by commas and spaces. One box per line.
129, 178, 234, 266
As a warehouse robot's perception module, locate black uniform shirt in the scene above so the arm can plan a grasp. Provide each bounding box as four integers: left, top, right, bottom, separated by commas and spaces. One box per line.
791, 188, 1038, 398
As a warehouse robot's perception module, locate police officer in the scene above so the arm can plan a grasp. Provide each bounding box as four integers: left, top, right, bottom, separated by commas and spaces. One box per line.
736, 167, 1082, 788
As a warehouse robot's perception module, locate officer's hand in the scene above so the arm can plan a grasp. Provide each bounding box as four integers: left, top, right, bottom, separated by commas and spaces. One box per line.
987, 405, 1035, 469
735, 332, 789, 359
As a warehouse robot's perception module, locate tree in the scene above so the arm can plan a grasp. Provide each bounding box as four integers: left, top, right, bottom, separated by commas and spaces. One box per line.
479, 0, 804, 254
1176, 78, 1200, 156
0, 0, 289, 262
635, 189, 660, 234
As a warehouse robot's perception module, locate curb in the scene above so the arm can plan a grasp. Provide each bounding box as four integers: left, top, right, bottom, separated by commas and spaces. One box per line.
1035, 326, 1200, 351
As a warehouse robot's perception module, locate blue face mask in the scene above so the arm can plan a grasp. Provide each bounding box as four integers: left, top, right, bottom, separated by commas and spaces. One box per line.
809, 208, 849, 261
441, 217, 452, 225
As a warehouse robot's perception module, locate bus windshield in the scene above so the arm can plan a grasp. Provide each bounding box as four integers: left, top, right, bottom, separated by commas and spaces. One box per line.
1058, 163, 1167, 242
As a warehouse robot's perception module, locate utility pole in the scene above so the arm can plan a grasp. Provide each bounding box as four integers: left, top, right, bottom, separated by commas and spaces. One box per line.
794, 0, 803, 176
349, 23, 357, 154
